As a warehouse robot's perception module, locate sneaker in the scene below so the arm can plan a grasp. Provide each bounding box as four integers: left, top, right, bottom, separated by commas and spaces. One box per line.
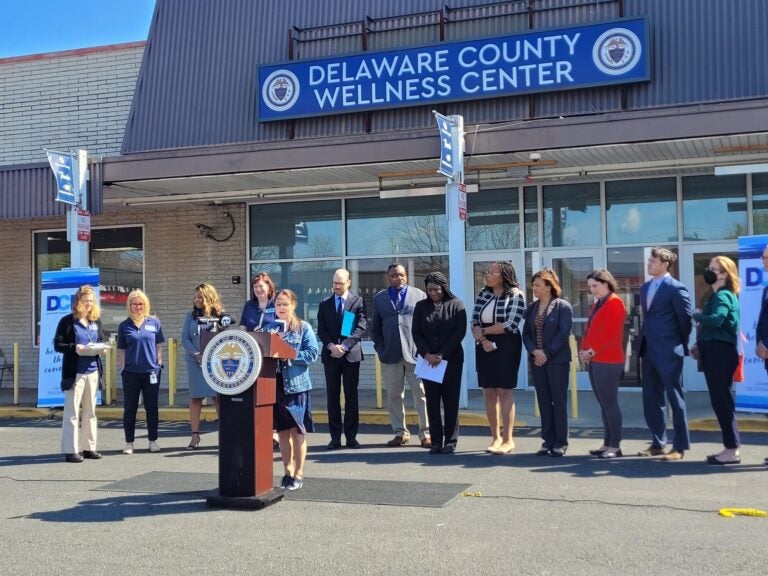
279, 474, 293, 489
148, 441, 161, 453
287, 477, 304, 491
122, 443, 134, 455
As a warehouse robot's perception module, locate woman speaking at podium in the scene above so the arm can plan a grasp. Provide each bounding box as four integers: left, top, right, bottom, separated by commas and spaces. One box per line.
269, 289, 319, 491
182, 283, 228, 450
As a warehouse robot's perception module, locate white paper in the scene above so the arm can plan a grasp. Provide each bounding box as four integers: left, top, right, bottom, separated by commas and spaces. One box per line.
414, 355, 447, 384
78, 342, 110, 356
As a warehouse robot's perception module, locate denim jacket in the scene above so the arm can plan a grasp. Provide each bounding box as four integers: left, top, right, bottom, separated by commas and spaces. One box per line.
279, 320, 319, 394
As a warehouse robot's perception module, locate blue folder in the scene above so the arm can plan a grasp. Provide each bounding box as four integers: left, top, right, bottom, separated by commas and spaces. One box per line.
340, 310, 356, 337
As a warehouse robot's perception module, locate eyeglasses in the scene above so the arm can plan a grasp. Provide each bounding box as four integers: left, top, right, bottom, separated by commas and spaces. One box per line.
130, 302, 145, 307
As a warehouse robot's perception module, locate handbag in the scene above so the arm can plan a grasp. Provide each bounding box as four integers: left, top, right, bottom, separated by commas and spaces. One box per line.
733, 330, 745, 383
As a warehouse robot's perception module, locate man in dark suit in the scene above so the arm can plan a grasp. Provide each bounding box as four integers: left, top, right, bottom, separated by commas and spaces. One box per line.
317, 268, 367, 450
754, 244, 768, 465
637, 247, 694, 461
371, 263, 431, 448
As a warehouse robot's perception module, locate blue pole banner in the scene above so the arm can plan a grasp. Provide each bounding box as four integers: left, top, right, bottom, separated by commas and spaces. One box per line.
46, 151, 77, 206
258, 17, 649, 122
736, 235, 768, 414
435, 113, 456, 179
37, 268, 100, 408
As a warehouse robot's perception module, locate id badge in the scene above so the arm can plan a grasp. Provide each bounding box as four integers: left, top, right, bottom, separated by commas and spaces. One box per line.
149, 372, 158, 385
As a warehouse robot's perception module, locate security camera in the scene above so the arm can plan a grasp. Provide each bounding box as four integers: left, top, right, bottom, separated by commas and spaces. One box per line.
529, 152, 542, 162
195, 223, 212, 236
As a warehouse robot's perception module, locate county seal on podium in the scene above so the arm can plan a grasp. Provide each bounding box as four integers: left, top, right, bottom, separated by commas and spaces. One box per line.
201, 330, 262, 395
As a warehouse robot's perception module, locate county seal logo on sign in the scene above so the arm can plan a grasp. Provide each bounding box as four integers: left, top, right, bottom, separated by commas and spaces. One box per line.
592, 28, 642, 76
201, 330, 263, 395
262, 69, 300, 112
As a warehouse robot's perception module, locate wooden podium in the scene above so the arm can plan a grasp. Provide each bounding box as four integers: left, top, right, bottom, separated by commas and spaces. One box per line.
205, 331, 296, 510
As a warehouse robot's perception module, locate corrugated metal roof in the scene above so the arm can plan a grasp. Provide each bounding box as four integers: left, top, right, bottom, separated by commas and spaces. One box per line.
0, 162, 103, 220
122, 0, 768, 154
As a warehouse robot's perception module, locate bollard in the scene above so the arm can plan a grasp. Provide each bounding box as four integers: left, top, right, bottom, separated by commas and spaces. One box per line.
13, 342, 19, 405
375, 355, 383, 409
168, 338, 178, 407
110, 340, 118, 404
104, 347, 112, 405
569, 334, 579, 419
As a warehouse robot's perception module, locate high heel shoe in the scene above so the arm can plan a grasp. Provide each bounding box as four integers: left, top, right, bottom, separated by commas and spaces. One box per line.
186, 431, 201, 450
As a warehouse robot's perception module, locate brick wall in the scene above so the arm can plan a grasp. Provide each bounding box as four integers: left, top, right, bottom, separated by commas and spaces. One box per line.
0, 44, 144, 165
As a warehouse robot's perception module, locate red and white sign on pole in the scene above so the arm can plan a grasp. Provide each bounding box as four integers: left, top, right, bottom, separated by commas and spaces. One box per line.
76, 209, 91, 242
458, 182, 467, 221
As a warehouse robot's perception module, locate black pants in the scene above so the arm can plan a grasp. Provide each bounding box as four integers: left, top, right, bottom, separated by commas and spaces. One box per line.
699, 340, 740, 449
323, 359, 360, 443
532, 363, 570, 450
423, 359, 463, 449
122, 371, 160, 443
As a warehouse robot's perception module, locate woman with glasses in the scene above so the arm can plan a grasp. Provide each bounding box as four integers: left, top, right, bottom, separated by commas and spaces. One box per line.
523, 268, 573, 457
690, 256, 741, 465
471, 261, 526, 454
117, 289, 165, 455
54, 285, 108, 463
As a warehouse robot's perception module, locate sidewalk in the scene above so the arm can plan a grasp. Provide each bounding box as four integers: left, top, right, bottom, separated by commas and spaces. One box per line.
2, 386, 767, 432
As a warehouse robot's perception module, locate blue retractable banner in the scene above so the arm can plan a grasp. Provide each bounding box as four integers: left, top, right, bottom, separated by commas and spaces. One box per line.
258, 17, 649, 121
37, 268, 100, 408
46, 151, 77, 206
736, 235, 768, 413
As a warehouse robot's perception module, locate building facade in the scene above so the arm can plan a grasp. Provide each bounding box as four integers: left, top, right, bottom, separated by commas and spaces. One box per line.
2, 0, 768, 395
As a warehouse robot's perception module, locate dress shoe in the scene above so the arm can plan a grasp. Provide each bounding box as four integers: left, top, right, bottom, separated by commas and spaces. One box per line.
287, 476, 304, 491
420, 437, 432, 449
662, 449, 684, 461
489, 442, 514, 455
707, 455, 740, 465
327, 440, 342, 450
64, 453, 83, 463
386, 435, 409, 447
535, 448, 552, 456
637, 446, 665, 457
549, 447, 566, 457
440, 444, 456, 454
429, 446, 442, 454
82, 450, 102, 460
345, 439, 361, 449
589, 448, 607, 456
279, 474, 293, 489
598, 449, 623, 459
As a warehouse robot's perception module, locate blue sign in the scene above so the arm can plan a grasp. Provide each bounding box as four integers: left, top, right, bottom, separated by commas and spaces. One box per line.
435, 113, 456, 179
258, 18, 649, 122
46, 151, 77, 205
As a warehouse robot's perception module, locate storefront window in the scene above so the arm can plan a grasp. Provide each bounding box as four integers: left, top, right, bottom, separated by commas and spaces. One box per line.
465, 187, 520, 251
34, 227, 144, 343
542, 182, 601, 247
346, 196, 446, 256
524, 186, 539, 248
606, 178, 678, 244
249, 260, 342, 332
682, 175, 747, 241
248, 200, 342, 260
753, 174, 768, 234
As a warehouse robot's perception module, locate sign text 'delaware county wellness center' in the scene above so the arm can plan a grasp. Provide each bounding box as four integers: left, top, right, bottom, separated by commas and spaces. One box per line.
258, 18, 649, 121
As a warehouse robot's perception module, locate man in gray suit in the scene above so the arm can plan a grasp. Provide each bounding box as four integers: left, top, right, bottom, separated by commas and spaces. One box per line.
371, 263, 431, 448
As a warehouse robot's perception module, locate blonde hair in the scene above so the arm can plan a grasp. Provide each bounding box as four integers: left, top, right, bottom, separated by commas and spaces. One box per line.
194, 283, 223, 317
126, 289, 152, 325
274, 289, 302, 333
713, 255, 740, 295
73, 285, 101, 322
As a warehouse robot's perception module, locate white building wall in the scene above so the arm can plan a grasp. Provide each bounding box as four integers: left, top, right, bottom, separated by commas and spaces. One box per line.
0, 44, 144, 165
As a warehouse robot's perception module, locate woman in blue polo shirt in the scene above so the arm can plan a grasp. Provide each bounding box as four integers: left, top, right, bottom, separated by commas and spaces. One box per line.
118, 289, 165, 455
240, 272, 277, 331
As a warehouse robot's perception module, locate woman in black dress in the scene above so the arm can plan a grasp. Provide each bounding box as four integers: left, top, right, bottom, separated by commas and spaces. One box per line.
412, 272, 467, 454
471, 261, 526, 454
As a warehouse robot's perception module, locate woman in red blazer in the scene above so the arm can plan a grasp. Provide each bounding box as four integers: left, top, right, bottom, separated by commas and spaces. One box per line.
579, 269, 627, 459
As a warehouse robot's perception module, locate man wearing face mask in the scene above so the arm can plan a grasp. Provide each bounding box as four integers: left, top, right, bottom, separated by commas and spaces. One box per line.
690, 256, 741, 465
637, 247, 693, 461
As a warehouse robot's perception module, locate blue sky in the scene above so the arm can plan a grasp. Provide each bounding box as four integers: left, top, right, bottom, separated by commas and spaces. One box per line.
1, 0, 156, 58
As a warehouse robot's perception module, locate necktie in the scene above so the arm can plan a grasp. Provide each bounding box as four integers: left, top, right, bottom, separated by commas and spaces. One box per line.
336, 297, 343, 320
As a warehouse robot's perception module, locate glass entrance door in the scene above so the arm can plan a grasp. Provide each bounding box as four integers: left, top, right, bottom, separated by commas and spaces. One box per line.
680, 242, 739, 391
542, 250, 603, 389
464, 252, 526, 389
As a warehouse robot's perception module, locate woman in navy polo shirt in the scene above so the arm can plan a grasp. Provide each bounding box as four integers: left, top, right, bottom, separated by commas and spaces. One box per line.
240, 272, 277, 331
118, 289, 165, 455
